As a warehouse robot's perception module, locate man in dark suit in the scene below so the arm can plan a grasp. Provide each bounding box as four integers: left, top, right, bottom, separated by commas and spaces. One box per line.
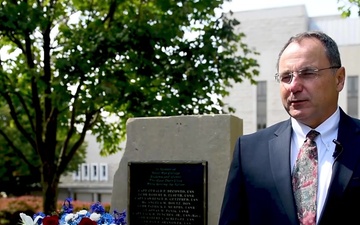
218, 31, 360, 225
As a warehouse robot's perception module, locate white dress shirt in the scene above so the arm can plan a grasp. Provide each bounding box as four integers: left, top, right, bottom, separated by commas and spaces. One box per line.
290, 107, 340, 224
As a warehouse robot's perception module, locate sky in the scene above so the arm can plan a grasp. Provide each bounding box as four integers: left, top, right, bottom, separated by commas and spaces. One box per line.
221, 0, 347, 17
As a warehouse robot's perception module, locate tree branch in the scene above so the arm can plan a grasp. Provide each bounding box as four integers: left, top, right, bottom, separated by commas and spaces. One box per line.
13, 91, 36, 134
58, 109, 100, 175
0, 92, 37, 149
0, 129, 39, 172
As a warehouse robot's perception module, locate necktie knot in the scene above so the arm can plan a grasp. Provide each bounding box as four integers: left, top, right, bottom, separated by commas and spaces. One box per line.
306, 130, 319, 141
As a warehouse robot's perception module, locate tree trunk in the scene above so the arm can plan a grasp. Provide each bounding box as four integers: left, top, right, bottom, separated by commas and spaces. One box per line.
42, 165, 60, 214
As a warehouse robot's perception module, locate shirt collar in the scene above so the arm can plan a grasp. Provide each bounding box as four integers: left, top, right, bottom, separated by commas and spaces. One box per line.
291, 107, 340, 142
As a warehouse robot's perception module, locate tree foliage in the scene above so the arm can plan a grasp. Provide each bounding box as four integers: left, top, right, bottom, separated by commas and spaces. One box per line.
0, 0, 259, 213
338, 0, 360, 17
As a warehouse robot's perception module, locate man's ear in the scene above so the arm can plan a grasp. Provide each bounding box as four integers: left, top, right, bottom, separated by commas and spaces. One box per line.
335, 67, 345, 92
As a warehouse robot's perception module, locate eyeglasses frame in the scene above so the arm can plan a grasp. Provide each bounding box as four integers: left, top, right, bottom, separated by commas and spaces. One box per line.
274, 66, 341, 84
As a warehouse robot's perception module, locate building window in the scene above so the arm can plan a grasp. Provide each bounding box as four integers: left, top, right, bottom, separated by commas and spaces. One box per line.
72, 165, 81, 181
99, 163, 108, 181
91, 163, 99, 181
257, 81, 267, 130
81, 163, 90, 181
347, 76, 358, 118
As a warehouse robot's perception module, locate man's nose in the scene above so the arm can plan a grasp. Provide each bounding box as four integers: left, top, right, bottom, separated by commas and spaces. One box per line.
287, 73, 303, 92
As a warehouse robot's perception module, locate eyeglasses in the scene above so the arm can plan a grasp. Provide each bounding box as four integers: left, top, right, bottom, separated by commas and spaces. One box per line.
274, 66, 340, 84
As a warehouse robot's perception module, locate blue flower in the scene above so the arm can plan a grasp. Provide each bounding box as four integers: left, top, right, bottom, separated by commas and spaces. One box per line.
90, 202, 105, 214
113, 210, 127, 225
62, 197, 74, 213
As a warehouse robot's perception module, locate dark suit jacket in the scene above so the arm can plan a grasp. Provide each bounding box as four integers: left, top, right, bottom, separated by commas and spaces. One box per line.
219, 108, 360, 225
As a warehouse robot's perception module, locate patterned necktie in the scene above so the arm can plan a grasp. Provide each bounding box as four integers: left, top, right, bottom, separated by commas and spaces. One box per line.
292, 130, 320, 225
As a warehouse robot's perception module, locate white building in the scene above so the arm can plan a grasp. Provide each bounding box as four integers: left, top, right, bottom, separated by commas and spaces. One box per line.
58, 4, 360, 202
58, 134, 125, 203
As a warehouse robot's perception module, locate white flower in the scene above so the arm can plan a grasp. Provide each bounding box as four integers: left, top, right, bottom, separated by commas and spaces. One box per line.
19, 213, 34, 225
77, 209, 88, 216
65, 213, 76, 222
89, 212, 101, 221
19, 213, 42, 225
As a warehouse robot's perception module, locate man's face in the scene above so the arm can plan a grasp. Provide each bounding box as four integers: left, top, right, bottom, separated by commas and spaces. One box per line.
278, 37, 345, 128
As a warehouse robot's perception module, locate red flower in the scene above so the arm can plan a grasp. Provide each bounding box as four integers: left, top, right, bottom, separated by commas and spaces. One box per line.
79, 217, 97, 225
42, 215, 59, 225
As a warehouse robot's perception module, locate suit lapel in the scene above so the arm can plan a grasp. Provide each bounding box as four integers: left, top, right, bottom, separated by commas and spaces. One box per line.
319, 109, 360, 224
269, 120, 298, 224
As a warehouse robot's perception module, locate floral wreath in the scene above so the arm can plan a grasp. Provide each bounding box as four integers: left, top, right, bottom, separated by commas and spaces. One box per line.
20, 197, 127, 225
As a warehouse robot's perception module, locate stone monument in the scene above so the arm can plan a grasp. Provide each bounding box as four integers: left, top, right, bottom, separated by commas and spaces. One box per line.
111, 115, 243, 225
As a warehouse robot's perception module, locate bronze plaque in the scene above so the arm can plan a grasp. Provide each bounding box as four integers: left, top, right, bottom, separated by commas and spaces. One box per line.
128, 161, 207, 225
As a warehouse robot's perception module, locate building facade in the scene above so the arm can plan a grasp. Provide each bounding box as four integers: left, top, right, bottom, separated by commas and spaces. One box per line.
58, 134, 125, 203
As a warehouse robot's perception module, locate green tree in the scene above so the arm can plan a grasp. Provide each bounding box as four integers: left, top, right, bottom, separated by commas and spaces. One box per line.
0, 0, 259, 214
338, 0, 360, 16
0, 106, 87, 195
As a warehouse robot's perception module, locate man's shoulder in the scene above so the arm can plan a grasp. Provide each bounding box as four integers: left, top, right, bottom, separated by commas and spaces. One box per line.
348, 115, 360, 125
340, 109, 360, 128
349, 116, 360, 126
243, 120, 290, 139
